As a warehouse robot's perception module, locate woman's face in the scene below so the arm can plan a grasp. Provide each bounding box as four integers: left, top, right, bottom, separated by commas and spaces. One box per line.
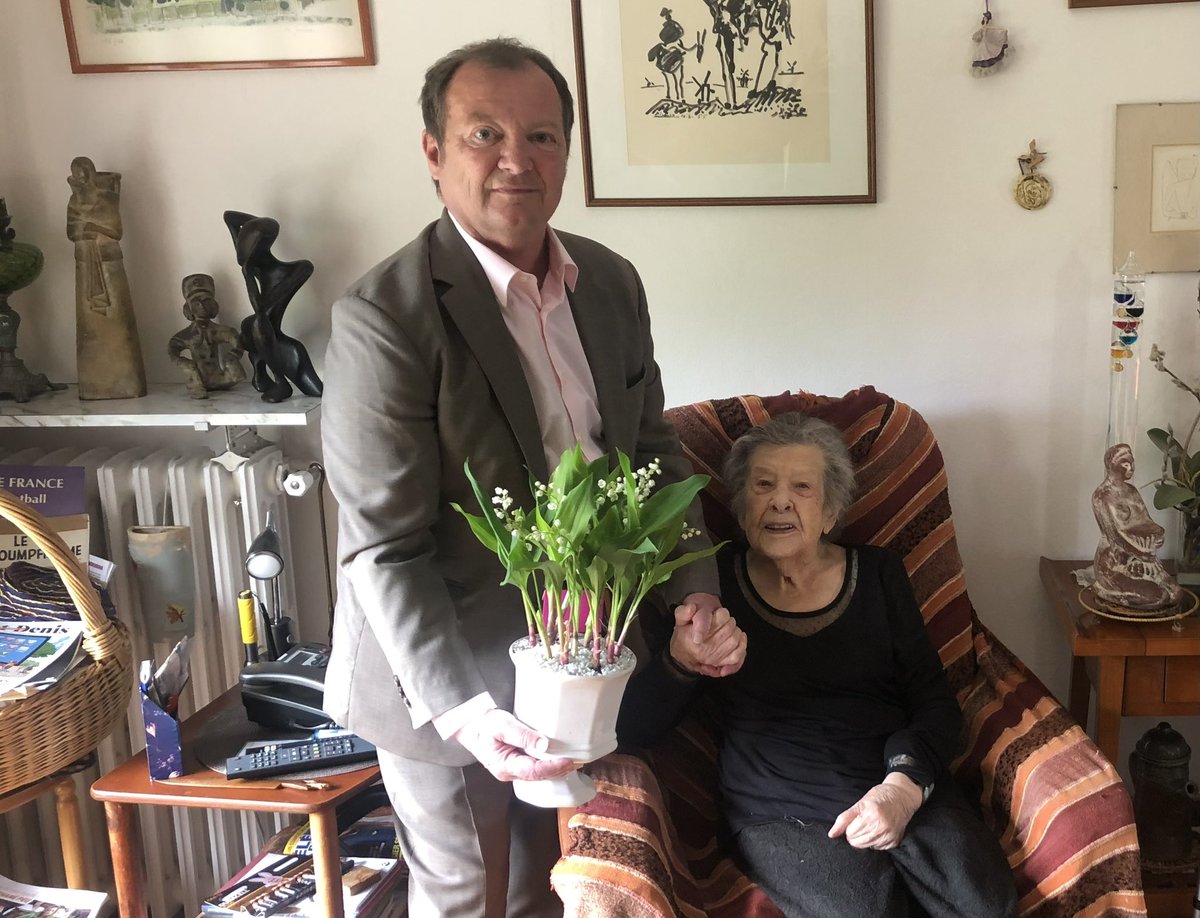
739, 443, 837, 562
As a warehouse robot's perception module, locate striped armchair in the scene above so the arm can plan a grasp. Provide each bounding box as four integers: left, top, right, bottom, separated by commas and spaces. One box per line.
552, 388, 1146, 918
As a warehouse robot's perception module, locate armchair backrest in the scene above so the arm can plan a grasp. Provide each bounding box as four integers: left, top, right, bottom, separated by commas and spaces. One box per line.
665, 387, 978, 693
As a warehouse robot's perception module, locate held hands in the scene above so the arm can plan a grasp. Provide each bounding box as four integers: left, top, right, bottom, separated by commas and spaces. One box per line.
828, 773, 923, 850
670, 592, 747, 677
451, 707, 577, 783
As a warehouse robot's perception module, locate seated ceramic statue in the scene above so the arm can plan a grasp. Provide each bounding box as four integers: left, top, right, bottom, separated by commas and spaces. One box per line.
1092, 443, 1183, 610
168, 274, 246, 399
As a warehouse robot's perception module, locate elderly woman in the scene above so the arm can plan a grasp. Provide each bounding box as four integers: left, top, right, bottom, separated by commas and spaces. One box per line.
620, 413, 1016, 918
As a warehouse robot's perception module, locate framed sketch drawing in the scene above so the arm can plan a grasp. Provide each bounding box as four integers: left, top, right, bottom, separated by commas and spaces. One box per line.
1069, 0, 1196, 8
570, 0, 876, 206
60, 0, 374, 73
1114, 102, 1200, 273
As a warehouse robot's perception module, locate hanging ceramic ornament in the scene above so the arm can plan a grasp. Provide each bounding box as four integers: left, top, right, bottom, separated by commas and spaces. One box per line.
972, 1, 1010, 76
1014, 140, 1052, 211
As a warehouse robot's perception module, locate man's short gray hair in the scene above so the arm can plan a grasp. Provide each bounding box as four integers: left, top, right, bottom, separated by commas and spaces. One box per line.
419, 37, 575, 149
723, 413, 856, 529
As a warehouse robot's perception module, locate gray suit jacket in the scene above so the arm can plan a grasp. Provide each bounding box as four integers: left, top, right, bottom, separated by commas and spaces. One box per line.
320, 212, 717, 764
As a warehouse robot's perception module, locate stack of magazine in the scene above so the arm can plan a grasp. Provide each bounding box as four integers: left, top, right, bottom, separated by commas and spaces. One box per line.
202, 804, 405, 918
0, 466, 93, 708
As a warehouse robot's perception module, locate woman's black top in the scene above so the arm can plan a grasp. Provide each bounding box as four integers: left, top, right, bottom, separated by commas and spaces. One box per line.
618, 544, 962, 832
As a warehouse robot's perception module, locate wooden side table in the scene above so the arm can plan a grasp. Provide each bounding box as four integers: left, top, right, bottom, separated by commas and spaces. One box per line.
1042, 558, 1200, 918
1040, 557, 1200, 766
90, 685, 381, 918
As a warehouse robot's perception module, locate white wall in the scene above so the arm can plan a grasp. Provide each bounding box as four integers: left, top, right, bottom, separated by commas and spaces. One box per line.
3, 1, 1200, 766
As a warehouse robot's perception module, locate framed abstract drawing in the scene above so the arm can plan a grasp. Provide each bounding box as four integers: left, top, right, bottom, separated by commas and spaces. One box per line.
1113, 102, 1200, 273
570, 0, 876, 206
60, 0, 374, 74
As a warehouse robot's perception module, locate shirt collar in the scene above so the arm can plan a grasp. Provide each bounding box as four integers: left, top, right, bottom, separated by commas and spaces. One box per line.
447, 211, 578, 309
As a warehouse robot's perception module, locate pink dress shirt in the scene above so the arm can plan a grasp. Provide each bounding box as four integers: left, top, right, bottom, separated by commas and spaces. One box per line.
434, 214, 605, 739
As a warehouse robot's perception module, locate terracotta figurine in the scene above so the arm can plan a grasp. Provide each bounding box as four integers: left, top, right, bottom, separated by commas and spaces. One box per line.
1091, 443, 1184, 610
223, 210, 323, 404
168, 274, 247, 399
67, 155, 146, 400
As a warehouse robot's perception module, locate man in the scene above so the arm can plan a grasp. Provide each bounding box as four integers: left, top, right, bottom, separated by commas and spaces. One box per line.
321, 38, 745, 918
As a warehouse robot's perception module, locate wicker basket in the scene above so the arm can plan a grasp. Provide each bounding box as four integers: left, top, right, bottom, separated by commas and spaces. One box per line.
0, 487, 133, 797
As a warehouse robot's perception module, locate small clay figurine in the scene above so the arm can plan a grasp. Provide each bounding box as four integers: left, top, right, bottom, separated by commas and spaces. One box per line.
223, 210, 323, 404
167, 274, 247, 399
1092, 443, 1184, 611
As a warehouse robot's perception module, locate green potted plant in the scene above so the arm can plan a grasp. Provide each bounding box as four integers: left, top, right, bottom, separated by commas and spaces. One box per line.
453, 444, 721, 805
1147, 334, 1200, 579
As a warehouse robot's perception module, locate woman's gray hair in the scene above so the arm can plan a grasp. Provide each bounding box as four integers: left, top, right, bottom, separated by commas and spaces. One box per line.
723, 413, 856, 529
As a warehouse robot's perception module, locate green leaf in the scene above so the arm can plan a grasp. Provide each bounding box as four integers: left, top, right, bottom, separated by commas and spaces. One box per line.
635, 477, 709, 537
1147, 428, 1185, 458
1153, 484, 1198, 510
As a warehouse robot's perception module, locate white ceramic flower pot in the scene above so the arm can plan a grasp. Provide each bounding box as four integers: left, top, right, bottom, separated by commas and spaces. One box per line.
508, 638, 636, 808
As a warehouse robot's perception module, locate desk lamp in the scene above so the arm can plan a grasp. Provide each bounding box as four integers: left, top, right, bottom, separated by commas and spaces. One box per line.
245, 510, 292, 659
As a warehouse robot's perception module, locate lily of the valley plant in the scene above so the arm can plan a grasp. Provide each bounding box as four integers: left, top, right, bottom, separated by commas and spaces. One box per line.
453, 445, 722, 670
1148, 332, 1200, 514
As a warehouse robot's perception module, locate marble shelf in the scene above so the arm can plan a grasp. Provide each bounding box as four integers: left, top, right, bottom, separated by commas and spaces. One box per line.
0, 384, 320, 430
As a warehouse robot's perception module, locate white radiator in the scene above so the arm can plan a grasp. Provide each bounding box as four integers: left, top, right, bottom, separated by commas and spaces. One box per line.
0, 441, 303, 918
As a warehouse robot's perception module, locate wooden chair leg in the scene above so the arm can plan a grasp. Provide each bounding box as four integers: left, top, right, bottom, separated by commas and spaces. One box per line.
52, 776, 87, 889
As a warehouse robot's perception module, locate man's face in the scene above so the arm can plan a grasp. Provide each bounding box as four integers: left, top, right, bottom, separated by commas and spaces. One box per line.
422, 60, 568, 273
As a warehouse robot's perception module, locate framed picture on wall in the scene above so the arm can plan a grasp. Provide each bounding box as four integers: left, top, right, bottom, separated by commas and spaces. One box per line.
570, 0, 876, 206
1113, 102, 1200, 273
60, 0, 374, 74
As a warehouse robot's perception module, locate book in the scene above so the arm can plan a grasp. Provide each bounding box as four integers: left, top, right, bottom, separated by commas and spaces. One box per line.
0, 618, 85, 702
0, 465, 90, 575
0, 466, 86, 517
0, 869, 107, 917
0, 513, 90, 573
278, 808, 401, 860
202, 853, 397, 918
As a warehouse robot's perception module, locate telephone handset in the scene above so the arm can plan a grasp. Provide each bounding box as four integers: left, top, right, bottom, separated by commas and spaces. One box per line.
239, 642, 333, 731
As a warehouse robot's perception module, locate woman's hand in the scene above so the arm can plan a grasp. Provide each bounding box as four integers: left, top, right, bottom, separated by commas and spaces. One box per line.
670, 594, 747, 677
827, 773, 923, 850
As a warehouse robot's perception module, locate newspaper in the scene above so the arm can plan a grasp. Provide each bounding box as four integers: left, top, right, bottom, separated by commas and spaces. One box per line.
0, 619, 85, 703
0, 870, 107, 917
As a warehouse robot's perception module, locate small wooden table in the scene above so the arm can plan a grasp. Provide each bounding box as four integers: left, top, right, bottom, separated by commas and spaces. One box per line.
1040, 557, 1200, 767
90, 686, 381, 918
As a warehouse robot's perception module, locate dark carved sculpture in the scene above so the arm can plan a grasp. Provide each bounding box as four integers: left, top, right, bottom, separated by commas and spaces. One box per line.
222, 210, 323, 403
0, 199, 65, 402
168, 274, 247, 399
1092, 443, 1183, 610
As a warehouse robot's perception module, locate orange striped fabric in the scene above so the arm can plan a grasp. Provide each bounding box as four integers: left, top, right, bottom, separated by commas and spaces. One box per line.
552, 388, 1145, 918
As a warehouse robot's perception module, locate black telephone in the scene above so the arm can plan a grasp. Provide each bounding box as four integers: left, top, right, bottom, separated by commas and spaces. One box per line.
239, 642, 333, 731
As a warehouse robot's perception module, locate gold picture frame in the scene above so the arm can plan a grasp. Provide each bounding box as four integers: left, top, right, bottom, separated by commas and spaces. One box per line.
60, 0, 374, 74
570, 0, 876, 206
1113, 102, 1200, 273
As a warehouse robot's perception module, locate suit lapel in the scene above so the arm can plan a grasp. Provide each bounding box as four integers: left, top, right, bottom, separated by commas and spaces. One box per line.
430, 213, 548, 480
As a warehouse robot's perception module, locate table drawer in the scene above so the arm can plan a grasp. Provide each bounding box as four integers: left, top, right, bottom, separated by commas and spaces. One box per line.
1124, 656, 1200, 713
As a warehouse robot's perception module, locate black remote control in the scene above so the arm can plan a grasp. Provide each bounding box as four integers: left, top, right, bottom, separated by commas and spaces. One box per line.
224, 734, 377, 780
